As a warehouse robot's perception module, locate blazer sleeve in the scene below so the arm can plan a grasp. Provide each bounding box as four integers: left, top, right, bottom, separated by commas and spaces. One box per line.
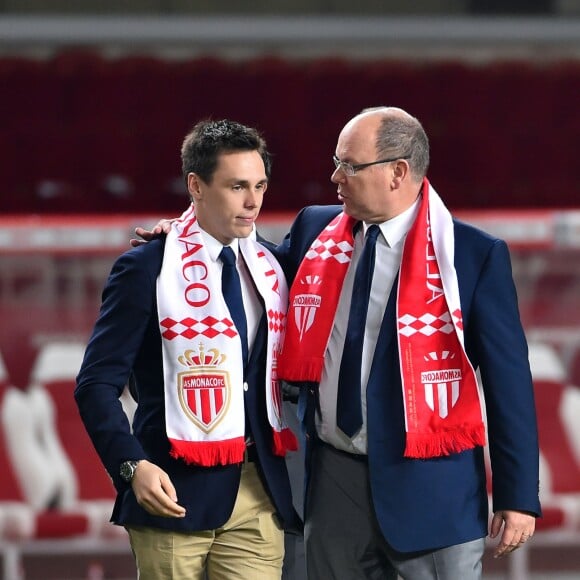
469, 238, 541, 516
75, 244, 160, 491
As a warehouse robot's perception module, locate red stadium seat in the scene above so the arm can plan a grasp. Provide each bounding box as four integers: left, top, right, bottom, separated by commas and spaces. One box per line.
0, 378, 91, 540
528, 343, 580, 521
28, 343, 116, 504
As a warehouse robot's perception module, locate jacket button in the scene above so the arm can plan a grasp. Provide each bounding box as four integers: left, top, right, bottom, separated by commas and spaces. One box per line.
243, 382, 249, 392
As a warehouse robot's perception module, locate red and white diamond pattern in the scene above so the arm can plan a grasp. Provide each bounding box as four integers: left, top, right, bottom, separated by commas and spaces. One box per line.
161, 312, 286, 340
305, 239, 354, 263
268, 309, 286, 334
160, 316, 237, 341
398, 312, 454, 337
452, 309, 463, 330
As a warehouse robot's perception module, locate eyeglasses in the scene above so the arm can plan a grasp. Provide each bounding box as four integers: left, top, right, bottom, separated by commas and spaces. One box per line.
332, 154, 410, 177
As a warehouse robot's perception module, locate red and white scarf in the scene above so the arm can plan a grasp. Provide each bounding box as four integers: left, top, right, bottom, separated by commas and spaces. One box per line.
158, 204, 297, 467
277, 179, 486, 458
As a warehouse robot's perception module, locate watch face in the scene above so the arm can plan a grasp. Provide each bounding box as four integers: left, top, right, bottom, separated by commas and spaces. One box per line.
120, 461, 136, 482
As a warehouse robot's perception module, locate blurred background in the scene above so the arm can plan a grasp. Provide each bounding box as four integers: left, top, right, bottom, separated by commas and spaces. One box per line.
1, 1, 579, 579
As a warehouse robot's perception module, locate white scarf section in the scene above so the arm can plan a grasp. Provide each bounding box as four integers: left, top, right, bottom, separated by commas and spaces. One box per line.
157, 204, 295, 467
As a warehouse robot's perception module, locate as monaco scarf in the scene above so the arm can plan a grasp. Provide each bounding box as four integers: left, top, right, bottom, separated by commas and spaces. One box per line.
158, 204, 297, 467
277, 179, 486, 458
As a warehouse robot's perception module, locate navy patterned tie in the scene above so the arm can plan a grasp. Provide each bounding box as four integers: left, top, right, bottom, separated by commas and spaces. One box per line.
219, 247, 248, 367
336, 224, 381, 437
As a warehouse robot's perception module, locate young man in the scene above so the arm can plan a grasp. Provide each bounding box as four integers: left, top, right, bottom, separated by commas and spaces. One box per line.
75, 119, 300, 580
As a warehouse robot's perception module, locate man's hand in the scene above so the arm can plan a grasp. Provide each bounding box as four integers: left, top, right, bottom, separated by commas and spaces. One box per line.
490, 509, 535, 558
130, 460, 186, 518
130, 219, 174, 247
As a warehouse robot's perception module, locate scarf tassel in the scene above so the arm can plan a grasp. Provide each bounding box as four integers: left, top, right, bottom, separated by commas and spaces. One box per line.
272, 428, 299, 456
169, 437, 246, 467
404, 424, 486, 459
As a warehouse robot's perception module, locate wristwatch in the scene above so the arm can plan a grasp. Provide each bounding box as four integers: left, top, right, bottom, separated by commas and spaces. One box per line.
120, 460, 141, 483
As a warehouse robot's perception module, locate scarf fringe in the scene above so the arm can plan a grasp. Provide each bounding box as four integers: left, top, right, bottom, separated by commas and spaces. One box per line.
403, 424, 486, 459
169, 437, 246, 466
272, 428, 299, 456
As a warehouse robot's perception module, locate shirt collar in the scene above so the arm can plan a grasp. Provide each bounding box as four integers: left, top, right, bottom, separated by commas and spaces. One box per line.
199, 228, 240, 262
363, 195, 421, 248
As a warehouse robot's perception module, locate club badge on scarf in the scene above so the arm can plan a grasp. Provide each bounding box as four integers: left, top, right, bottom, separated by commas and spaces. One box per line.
158, 204, 297, 466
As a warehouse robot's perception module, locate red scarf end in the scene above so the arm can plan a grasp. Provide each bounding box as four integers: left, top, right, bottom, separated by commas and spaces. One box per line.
277, 357, 324, 383
169, 437, 246, 466
272, 427, 299, 456
403, 424, 486, 459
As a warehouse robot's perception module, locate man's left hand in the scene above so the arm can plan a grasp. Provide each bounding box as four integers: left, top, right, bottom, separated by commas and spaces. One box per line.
490, 509, 535, 558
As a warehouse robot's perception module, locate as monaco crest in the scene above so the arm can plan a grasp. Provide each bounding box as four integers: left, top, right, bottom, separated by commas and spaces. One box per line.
177, 344, 231, 433
292, 275, 322, 340
421, 351, 461, 419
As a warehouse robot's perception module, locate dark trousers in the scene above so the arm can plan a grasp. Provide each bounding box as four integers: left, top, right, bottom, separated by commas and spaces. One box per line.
305, 442, 485, 580
282, 401, 306, 580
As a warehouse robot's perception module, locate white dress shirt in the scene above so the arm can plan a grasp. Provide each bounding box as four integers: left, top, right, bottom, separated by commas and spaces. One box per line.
316, 198, 420, 454
200, 229, 263, 356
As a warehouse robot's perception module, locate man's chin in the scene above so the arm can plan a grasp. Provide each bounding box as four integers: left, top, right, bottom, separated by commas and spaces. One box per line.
234, 227, 254, 239
342, 204, 357, 219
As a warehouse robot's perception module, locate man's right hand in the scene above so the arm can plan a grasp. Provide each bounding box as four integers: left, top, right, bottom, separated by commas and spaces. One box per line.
131, 460, 186, 518
130, 219, 175, 247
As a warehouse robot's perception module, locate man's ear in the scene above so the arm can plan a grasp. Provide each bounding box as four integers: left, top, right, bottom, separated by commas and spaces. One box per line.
187, 173, 203, 201
391, 159, 410, 189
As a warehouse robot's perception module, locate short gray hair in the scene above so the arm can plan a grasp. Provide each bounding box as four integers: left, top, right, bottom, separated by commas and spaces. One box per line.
361, 107, 430, 181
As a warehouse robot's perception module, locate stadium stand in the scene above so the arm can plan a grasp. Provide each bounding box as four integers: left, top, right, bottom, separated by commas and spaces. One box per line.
27, 343, 118, 532
1, 53, 579, 216
501, 342, 580, 580
0, 350, 99, 579
0, 343, 137, 578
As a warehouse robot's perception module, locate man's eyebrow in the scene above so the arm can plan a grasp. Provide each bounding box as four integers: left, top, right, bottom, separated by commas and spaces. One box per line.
228, 178, 268, 186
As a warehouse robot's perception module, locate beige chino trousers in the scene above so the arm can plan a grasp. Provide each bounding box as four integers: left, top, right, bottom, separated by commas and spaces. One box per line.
127, 461, 284, 580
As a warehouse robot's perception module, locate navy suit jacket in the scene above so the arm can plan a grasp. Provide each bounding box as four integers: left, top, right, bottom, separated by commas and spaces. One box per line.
275, 205, 541, 553
75, 238, 300, 533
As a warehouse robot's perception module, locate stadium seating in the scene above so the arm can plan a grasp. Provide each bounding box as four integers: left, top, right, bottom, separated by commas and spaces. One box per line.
1, 53, 579, 215
27, 342, 125, 536
0, 350, 100, 578
528, 343, 580, 513
1, 346, 87, 539
502, 342, 580, 580
0, 344, 136, 577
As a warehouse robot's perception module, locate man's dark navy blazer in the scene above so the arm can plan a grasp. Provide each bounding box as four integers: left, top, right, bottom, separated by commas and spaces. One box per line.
75, 237, 300, 533
273, 205, 541, 553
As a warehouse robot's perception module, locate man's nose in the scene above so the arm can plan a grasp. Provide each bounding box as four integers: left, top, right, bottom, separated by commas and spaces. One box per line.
245, 190, 259, 207
331, 166, 345, 183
